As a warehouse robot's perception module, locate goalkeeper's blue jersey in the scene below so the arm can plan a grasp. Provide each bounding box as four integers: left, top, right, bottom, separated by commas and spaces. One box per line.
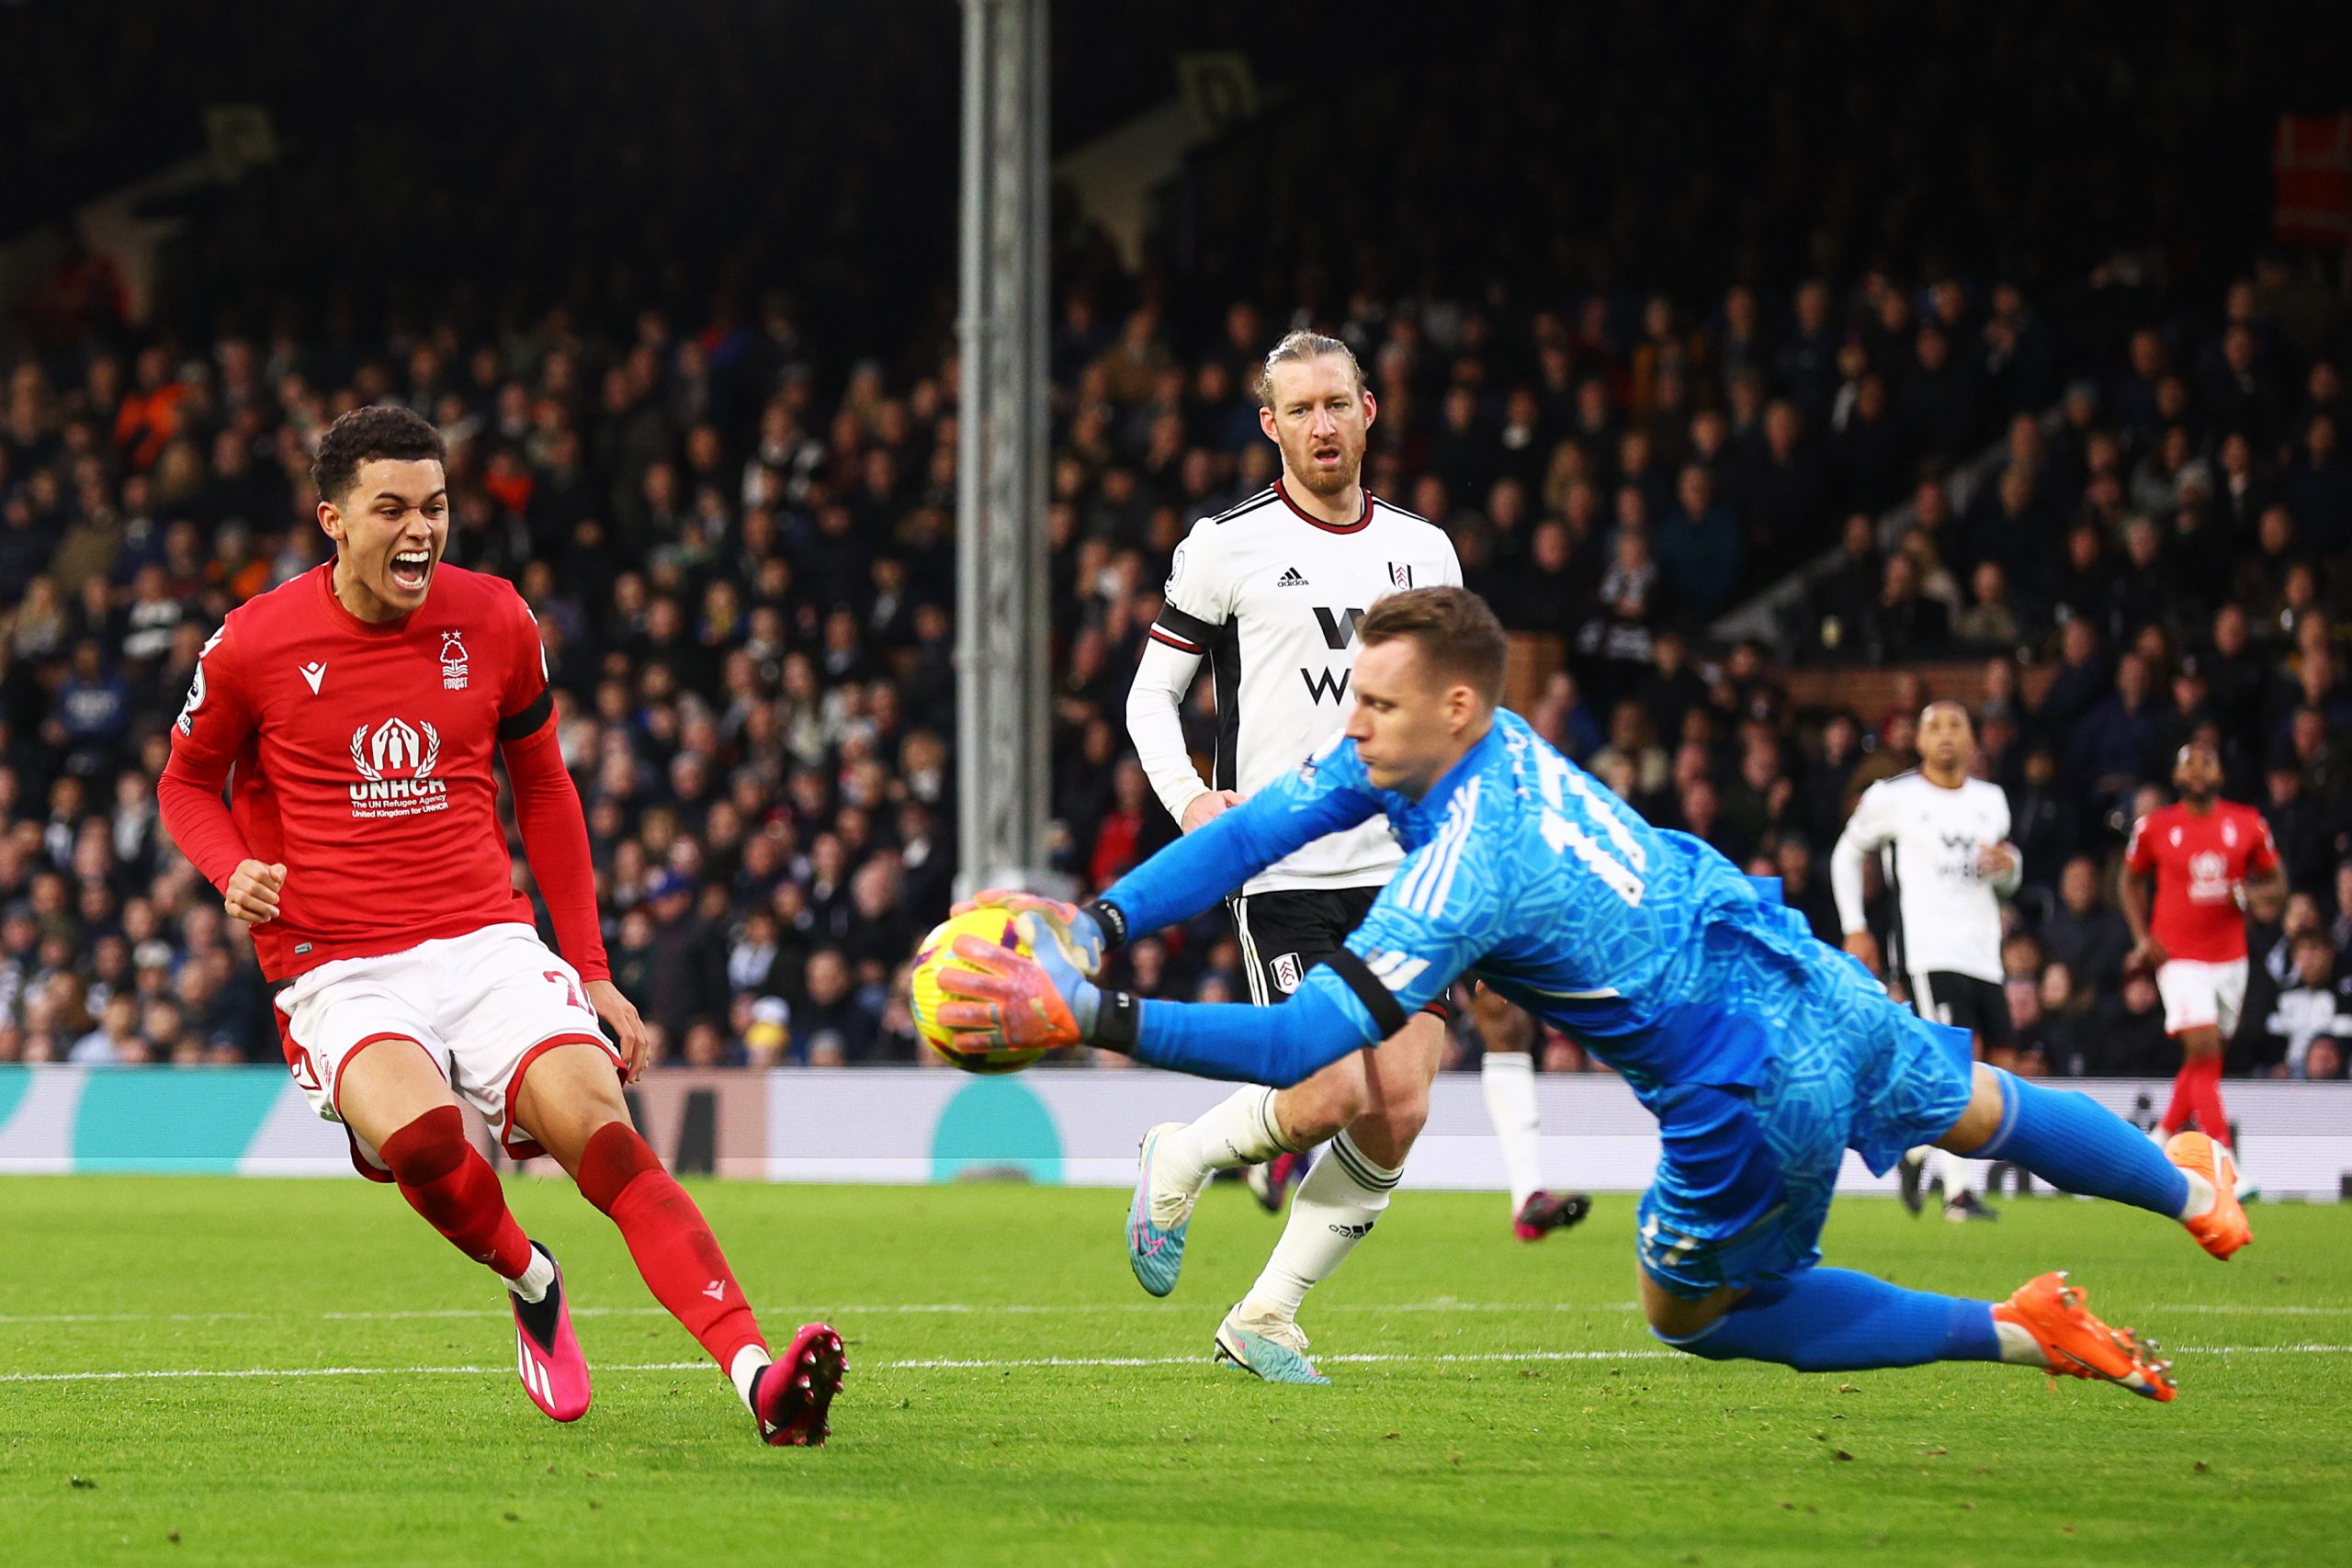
1107, 709, 1841, 1107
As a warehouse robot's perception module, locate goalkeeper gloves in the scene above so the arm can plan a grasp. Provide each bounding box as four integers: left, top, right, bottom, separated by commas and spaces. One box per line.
933, 911, 1140, 1059
951, 888, 1122, 975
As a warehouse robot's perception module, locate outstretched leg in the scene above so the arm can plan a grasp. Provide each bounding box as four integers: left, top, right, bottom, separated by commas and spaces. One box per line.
1641, 1264, 2175, 1401
517, 1043, 842, 1444
1634, 1066, 2182, 1401
1936, 1063, 2247, 1257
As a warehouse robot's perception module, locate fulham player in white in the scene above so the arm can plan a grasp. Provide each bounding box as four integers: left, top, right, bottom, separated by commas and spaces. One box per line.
1121, 332, 1583, 1384
1832, 701, 2021, 1220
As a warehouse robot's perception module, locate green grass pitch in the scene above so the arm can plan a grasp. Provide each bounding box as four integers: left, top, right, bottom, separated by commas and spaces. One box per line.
3, 1176, 2347, 1567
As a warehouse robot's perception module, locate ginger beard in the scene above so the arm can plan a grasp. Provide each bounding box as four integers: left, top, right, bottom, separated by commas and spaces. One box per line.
1262, 356, 1374, 500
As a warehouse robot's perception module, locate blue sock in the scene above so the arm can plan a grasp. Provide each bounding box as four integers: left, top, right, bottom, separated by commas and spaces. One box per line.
1663, 1269, 1999, 1371
1971, 1069, 2190, 1218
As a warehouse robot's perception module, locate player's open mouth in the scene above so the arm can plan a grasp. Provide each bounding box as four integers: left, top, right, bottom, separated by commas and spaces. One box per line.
1313, 446, 1341, 464
390, 549, 433, 592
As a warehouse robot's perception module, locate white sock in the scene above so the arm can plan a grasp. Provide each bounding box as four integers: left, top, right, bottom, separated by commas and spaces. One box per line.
503, 1246, 555, 1304
1238, 1130, 1399, 1325
729, 1345, 774, 1414
1480, 1050, 1544, 1212
1992, 1316, 2043, 1366
1158, 1087, 1291, 1196
1939, 1153, 1982, 1201
2177, 1168, 2218, 1221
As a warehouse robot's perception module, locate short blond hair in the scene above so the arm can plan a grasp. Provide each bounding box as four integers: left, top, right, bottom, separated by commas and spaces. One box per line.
1357, 587, 1508, 708
1253, 331, 1366, 409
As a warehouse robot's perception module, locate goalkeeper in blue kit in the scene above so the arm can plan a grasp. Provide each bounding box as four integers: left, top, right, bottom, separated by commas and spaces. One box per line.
938, 587, 2252, 1396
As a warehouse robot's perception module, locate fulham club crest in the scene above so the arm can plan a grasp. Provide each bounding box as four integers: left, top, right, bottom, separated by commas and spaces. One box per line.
1272, 953, 1304, 993
439, 630, 469, 690
1388, 562, 1414, 588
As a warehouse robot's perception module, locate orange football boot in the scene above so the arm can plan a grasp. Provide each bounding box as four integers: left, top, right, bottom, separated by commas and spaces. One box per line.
2165, 1132, 2252, 1260
1993, 1271, 2177, 1403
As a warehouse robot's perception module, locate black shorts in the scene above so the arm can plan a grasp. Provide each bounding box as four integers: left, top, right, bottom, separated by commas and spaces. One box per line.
1227, 886, 1449, 1023
1909, 970, 2015, 1050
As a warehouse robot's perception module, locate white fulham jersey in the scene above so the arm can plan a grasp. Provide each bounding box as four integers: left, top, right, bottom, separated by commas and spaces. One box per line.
1829, 770, 2018, 985
1142, 479, 1460, 894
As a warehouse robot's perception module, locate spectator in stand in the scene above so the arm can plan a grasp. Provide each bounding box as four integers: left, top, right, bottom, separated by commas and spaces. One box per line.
1867, 552, 1950, 661
2072, 652, 2168, 818
1955, 561, 2022, 649
2253, 930, 2352, 1078
1654, 464, 1743, 622
2039, 855, 2134, 997
2095, 969, 2177, 1077
1497, 519, 1584, 635
2279, 412, 2352, 554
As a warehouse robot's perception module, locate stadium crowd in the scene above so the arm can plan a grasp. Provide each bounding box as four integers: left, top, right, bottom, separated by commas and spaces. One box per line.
2, 1, 2345, 1079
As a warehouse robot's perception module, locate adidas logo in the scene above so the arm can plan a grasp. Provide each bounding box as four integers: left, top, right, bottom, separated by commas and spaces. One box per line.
1277, 568, 1309, 586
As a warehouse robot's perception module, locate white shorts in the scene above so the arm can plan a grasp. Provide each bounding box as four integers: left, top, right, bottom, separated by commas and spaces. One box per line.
273, 923, 617, 1170
2154, 957, 2248, 1039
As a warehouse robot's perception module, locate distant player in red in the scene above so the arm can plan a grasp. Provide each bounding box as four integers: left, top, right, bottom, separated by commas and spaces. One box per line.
2119, 741, 2283, 1195
156, 406, 843, 1445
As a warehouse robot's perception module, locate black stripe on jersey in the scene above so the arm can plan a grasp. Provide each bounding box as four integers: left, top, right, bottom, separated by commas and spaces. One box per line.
497, 686, 554, 741
1883, 843, 1909, 978
1157, 604, 1217, 645
1208, 614, 1241, 792
1322, 949, 1410, 1041
1367, 491, 1435, 527
1148, 626, 1204, 655
1207, 487, 1278, 526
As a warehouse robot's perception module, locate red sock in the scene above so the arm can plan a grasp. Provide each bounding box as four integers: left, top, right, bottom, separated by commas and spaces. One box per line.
379, 1106, 533, 1279
2159, 1058, 2198, 1135
577, 1122, 766, 1368
2185, 1054, 2232, 1145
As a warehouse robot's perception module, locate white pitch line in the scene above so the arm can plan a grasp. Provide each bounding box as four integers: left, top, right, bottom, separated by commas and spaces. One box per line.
5, 1345, 2347, 1385
0, 1360, 713, 1385
1, 1300, 1644, 1325
4, 1298, 2344, 1326
889, 1350, 1687, 1370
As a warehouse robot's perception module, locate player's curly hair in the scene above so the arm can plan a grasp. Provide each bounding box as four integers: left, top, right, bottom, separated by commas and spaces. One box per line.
1357, 587, 1508, 707
311, 404, 446, 505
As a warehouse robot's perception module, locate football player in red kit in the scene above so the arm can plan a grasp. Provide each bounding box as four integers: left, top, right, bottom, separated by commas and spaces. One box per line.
156, 405, 843, 1445
2119, 741, 2284, 1202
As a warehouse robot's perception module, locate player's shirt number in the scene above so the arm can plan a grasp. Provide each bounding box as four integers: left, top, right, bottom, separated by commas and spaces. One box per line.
1533, 748, 1645, 908
545, 971, 594, 1015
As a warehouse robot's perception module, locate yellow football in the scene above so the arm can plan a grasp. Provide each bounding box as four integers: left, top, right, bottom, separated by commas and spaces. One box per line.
909, 907, 1046, 1074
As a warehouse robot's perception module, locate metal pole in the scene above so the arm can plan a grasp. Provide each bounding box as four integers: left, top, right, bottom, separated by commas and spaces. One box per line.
956, 0, 1054, 899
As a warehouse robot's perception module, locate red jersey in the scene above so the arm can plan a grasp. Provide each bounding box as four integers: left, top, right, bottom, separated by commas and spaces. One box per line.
2123, 801, 2279, 964
159, 562, 607, 984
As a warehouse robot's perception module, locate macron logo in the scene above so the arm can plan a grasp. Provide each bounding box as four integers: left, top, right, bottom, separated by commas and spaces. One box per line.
300, 661, 327, 694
